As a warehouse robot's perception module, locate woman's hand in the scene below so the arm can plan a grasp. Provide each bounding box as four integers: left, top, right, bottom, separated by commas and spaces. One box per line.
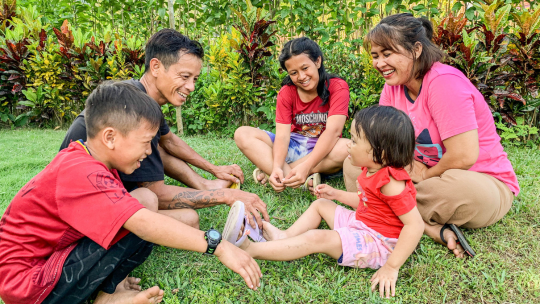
282, 162, 311, 188
370, 264, 399, 298
405, 160, 428, 183
269, 167, 286, 192
314, 184, 337, 200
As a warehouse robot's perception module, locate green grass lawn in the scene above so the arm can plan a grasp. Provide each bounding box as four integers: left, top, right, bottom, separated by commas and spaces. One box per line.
0, 129, 539, 303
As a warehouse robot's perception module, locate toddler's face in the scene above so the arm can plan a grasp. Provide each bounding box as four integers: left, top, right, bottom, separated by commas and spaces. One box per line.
347, 122, 374, 168
111, 120, 157, 174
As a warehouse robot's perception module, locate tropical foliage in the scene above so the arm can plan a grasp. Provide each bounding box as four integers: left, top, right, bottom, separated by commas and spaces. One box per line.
1, 0, 539, 145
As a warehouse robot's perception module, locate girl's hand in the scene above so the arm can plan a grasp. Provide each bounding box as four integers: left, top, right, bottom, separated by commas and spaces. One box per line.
314, 184, 336, 200
370, 264, 399, 298
282, 162, 311, 188
269, 168, 286, 192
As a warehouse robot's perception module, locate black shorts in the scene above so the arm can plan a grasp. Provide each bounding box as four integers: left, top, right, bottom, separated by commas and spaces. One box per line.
42, 233, 153, 304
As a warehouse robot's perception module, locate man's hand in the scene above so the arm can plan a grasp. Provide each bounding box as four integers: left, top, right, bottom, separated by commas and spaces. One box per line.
229, 189, 269, 228
215, 240, 262, 290
314, 184, 337, 200
370, 264, 399, 298
405, 160, 428, 183
212, 164, 244, 184
282, 162, 311, 188
269, 167, 286, 193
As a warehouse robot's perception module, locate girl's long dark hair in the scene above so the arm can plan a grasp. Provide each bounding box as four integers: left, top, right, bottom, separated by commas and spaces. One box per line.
278, 37, 340, 106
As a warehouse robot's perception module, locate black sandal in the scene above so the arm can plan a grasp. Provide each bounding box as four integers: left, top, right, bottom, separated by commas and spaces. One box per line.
440, 223, 476, 257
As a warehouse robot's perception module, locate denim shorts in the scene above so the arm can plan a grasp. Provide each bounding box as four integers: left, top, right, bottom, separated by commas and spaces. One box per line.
263, 130, 319, 164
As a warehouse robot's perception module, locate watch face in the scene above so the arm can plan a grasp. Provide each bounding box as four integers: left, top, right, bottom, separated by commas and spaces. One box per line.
208, 230, 220, 240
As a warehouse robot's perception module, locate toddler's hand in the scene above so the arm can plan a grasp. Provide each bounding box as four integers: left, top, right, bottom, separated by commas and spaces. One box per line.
370, 264, 399, 298
314, 184, 335, 200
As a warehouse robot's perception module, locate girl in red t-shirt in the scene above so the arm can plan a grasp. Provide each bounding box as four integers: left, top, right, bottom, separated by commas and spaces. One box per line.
234, 106, 424, 298
235, 37, 350, 192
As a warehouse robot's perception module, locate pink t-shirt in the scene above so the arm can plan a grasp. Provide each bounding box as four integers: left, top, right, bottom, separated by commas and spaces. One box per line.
379, 62, 519, 195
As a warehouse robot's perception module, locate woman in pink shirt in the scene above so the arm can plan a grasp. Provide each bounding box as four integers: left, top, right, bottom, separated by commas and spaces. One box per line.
344, 13, 519, 258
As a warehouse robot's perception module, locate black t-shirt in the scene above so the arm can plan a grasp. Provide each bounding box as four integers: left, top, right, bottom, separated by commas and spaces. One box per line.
59, 79, 170, 190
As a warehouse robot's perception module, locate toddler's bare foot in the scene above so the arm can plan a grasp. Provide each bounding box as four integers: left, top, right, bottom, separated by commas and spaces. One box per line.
94, 277, 164, 304
262, 221, 287, 241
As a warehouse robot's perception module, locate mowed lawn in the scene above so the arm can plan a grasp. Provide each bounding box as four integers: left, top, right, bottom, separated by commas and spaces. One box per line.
0, 129, 539, 303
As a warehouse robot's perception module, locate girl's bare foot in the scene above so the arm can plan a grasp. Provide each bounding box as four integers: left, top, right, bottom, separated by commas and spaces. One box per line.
94, 277, 164, 304
256, 172, 269, 185
424, 222, 465, 258
262, 221, 287, 241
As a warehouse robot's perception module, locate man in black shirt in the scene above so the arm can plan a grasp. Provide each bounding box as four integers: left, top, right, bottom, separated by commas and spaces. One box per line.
60, 29, 268, 228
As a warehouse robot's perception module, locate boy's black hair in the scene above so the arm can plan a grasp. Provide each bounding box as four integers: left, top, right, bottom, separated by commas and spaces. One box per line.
144, 29, 204, 73
354, 105, 415, 168
85, 82, 163, 139
278, 37, 342, 106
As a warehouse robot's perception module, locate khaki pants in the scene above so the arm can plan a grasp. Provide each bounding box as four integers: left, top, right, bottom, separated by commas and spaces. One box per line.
343, 158, 514, 228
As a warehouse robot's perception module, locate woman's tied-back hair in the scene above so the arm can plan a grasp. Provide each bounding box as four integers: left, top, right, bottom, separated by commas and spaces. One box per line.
144, 29, 204, 73
278, 37, 341, 106
85, 81, 163, 139
366, 13, 445, 81
354, 105, 415, 168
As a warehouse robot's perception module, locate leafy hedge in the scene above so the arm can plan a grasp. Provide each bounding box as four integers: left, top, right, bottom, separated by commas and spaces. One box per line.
1, 1, 540, 146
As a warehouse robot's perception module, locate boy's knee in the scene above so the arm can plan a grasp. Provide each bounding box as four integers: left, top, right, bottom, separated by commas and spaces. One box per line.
130, 188, 158, 213
184, 209, 200, 229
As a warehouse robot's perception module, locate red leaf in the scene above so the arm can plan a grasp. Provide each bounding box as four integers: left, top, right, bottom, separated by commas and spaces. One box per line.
11, 83, 22, 93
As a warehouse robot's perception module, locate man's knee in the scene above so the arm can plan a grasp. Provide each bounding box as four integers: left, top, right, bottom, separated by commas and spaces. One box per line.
130, 188, 159, 213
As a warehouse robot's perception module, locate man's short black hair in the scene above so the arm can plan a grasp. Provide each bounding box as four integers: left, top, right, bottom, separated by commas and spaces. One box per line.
85, 81, 163, 139
144, 29, 204, 72
354, 105, 416, 168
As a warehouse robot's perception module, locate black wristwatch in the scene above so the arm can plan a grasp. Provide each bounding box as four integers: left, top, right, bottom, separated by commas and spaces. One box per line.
204, 228, 222, 256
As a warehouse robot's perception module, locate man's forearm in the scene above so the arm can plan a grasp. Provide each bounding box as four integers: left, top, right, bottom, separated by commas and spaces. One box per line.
139, 181, 231, 209
161, 136, 215, 173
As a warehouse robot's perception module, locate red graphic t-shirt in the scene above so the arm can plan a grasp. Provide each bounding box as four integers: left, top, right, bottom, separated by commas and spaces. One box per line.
0, 142, 144, 304
275, 78, 350, 137
355, 167, 417, 238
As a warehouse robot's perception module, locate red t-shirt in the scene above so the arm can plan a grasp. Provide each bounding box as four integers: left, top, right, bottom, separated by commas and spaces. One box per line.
275, 78, 350, 137
0, 141, 145, 304
355, 167, 417, 238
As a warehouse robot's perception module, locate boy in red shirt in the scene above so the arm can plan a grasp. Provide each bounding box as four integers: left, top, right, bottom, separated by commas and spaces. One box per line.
0, 82, 261, 304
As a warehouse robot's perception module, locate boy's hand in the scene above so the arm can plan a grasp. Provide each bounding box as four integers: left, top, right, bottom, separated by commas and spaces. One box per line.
215, 240, 262, 290
370, 264, 399, 298
269, 168, 286, 192
314, 184, 336, 200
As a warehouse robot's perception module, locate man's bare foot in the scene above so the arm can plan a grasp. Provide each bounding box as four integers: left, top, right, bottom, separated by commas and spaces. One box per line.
262, 221, 287, 241
94, 277, 164, 304
124, 277, 142, 291
424, 222, 465, 258
201, 179, 231, 190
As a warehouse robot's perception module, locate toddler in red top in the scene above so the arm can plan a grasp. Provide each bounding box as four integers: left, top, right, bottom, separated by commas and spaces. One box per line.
236, 106, 424, 298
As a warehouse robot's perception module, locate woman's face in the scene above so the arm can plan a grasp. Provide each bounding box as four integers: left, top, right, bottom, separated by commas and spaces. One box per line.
284, 53, 321, 95
370, 42, 416, 87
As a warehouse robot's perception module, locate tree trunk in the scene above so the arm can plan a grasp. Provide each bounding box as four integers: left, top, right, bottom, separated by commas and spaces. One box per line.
168, 0, 184, 135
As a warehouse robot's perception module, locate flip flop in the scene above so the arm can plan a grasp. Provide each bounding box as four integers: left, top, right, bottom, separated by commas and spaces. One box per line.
252, 168, 269, 185
302, 173, 321, 191
440, 223, 476, 257
222, 201, 266, 247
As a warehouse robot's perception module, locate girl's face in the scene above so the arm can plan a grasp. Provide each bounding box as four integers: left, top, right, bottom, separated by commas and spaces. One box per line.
370, 42, 418, 87
347, 121, 376, 168
284, 53, 321, 95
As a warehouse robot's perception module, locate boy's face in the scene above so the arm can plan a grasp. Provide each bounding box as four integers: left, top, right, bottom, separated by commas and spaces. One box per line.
111, 120, 158, 174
